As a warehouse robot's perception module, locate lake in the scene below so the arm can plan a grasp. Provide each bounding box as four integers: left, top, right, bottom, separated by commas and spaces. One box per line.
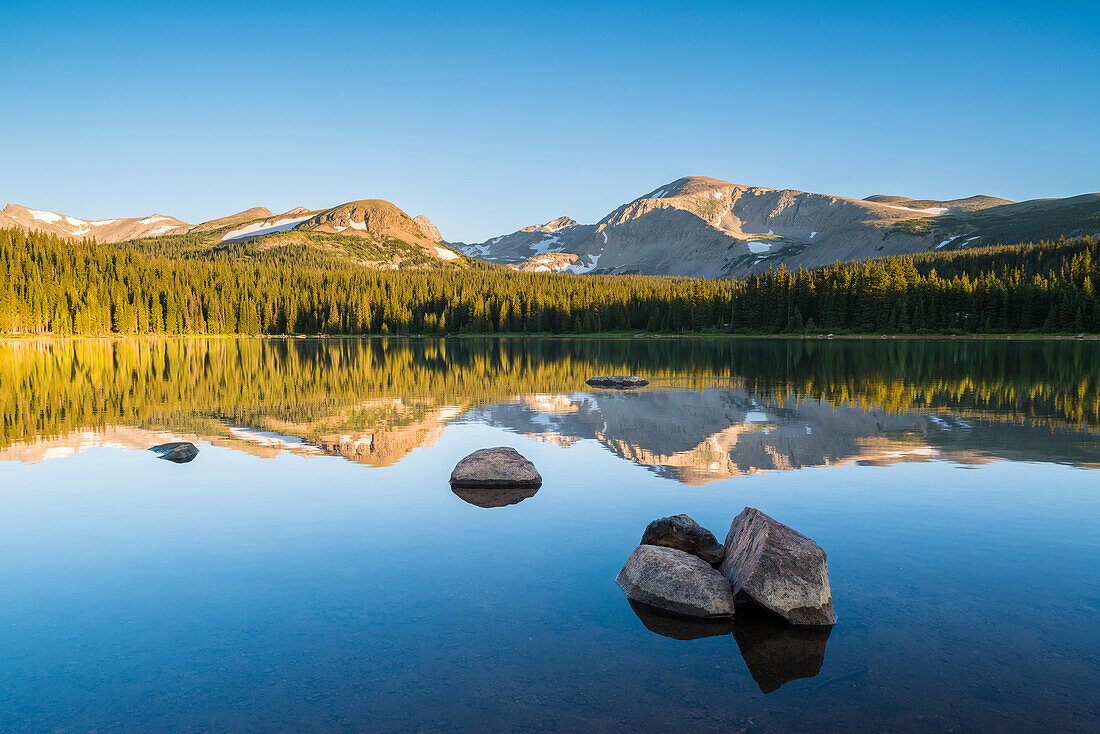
0, 337, 1096, 732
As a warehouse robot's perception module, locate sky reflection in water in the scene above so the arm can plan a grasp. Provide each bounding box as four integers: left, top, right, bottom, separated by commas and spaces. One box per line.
0, 338, 1096, 732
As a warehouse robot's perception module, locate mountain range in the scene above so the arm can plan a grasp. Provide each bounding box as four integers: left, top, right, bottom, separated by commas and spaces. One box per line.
3, 389, 1095, 486
4, 176, 1098, 278
449, 177, 1100, 277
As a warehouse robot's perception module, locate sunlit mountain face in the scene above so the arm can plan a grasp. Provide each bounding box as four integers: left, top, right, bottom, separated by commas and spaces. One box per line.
0, 337, 1096, 479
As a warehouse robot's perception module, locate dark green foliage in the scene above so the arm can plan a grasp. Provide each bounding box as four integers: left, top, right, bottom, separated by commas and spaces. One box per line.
0, 227, 1097, 335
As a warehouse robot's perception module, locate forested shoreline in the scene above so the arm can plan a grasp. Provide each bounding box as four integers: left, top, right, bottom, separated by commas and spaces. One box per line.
1, 227, 1097, 335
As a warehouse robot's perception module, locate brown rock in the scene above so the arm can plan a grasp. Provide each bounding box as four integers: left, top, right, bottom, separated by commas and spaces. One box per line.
149, 441, 198, 464
719, 507, 837, 626
640, 514, 725, 565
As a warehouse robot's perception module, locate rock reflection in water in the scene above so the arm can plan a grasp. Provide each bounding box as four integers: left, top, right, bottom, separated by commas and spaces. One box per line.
732, 606, 832, 693
450, 483, 540, 508
627, 600, 735, 640
627, 601, 832, 692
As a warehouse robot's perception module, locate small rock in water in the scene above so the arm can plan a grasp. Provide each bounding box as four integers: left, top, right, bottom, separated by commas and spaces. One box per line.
449, 447, 542, 488
149, 441, 199, 464
640, 514, 725, 565
616, 544, 734, 619
584, 375, 649, 389
719, 507, 837, 626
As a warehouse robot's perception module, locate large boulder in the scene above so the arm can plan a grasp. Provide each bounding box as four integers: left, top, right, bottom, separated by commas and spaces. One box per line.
641, 514, 725, 565
449, 447, 541, 488
719, 507, 837, 626
585, 375, 649, 389
149, 441, 198, 464
733, 606, 832, 693
617, 544, 735, 619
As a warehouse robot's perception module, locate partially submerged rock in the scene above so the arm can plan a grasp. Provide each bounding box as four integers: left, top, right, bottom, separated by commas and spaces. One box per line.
627, 599, 734, 640
449, 447, 541, 488
617, 544, 735, 619
640, 514, 725, 565
149, 441, 198, 464
450, 484, 540, 508
733, 606, 832, 693
585, 375, 649, 389
719, 507, 837, 626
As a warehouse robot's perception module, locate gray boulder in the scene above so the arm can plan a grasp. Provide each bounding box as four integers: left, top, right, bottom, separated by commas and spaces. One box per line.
449, 447, 541, 488
585, 375, 649, 389
149, 441, 198, 464
641, 514, 725, 565
617, 544, 735, 619
719, 507, 836, 626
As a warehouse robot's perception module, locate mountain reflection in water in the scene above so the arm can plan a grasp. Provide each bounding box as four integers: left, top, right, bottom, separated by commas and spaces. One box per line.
0, 337, 1097, 480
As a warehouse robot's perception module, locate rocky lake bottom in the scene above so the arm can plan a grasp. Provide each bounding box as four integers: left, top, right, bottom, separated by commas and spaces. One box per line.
0, 337, 1096, 732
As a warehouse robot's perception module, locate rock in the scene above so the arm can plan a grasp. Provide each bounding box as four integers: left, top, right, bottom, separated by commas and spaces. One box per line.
414, 214, 442, 242
627, 599, 734, 640
733, 606, 833, 693
616, 544, 735, 619
449, 447, 541, 488
585, 375, 649, 389
640, 514, 725, 565
149, 441, 198, 464
719, 508, 836, 626
450, 484, 539, 508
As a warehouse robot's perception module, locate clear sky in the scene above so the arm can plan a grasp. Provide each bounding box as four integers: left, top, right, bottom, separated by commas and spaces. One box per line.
3, 1, 1098, 242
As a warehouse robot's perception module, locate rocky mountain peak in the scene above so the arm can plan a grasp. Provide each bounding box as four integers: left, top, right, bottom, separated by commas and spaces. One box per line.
414, 214, 442, 242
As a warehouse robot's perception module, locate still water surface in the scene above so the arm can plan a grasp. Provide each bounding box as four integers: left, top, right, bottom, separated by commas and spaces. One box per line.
0, 338, 1096, 732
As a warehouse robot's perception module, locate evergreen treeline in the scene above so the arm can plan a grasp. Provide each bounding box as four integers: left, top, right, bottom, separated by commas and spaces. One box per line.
0, 227, 1097, 335
2, 338, 1096, 453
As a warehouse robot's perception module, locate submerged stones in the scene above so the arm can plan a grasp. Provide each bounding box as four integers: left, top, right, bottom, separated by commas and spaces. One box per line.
449, 447, 542, 488
641, 514, 726, 565
616, 545, 735, 618
584, 375, 649, 389
719, 507, 837, 626
149, 441, 198, 464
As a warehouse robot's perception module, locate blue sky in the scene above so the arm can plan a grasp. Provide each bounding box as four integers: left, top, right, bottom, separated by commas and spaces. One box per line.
3, 1, 1098, 242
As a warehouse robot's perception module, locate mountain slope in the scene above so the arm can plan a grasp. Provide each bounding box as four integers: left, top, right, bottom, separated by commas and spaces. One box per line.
863, 194, 1012, 213
126, 199, 467, 270
0, 204, 190, 241
456, 177, 1100, 278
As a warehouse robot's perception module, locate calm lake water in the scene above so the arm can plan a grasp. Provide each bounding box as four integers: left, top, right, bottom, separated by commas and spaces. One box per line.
0, 337, 1097, 732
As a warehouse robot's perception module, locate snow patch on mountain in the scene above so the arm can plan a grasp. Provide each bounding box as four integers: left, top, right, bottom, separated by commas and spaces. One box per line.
566, 254, 601, 274
29, 209, 62, 223
220, 215, 311, 242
